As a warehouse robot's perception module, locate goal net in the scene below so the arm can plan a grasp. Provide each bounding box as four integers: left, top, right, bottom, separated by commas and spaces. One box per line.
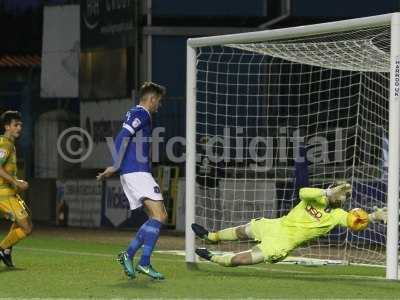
188, 17, 394, 266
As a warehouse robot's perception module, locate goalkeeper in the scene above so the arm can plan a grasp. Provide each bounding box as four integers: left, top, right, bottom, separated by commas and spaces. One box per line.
192, 182, 388, 267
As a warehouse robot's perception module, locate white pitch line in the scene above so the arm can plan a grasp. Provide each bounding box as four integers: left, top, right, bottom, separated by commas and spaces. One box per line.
17, 246, 309, 274
16, 246, 384, 280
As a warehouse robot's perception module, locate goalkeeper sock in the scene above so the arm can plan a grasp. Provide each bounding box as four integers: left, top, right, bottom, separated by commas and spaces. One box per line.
208, 227, 238, 242
0, 226, 26, 249
211, 254, 235, 267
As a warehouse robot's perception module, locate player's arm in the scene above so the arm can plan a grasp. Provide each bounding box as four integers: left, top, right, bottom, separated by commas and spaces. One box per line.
334, 206, 387, 232
97, 112, 146, 181
299, 188, 328, 206
0, 167, 29, 191
96, 166, 118, 181
112, 113, 146, 169
0, 146, 28, 190
96, 128, 131, 181
299, 183, 352, 207
0, 166, 17, 186
111, 126, 133, 169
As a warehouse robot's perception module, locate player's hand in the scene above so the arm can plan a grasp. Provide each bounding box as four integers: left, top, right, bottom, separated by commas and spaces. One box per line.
326, 183, 351, 205
369, 206, 387, 224
96, 166, 117, 181
330, 183, 351, 196
15, 179, 29, 191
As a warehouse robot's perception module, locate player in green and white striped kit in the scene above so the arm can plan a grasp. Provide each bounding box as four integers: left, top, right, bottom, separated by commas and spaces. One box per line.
192, 182, 387, 266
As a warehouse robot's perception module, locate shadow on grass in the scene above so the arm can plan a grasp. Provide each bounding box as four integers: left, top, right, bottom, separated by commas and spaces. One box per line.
110, 277, 166, 289
0, 267, 26, 273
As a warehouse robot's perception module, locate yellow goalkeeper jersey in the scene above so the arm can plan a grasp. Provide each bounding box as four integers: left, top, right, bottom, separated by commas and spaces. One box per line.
0, 135, 17, 196
280, 187, 348, 249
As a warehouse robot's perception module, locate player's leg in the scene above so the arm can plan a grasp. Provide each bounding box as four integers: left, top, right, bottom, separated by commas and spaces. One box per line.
117, 175, 141, 279
119, 172, 166, 280
135, 199, 167, 280
14, 195, 33, 236
14, 215, 33, 237
196, 245, 265, 267
0, 223, 17, 267
192, 222, 254, 243
125, 200, 167, 260
120, 200, 166, 279
0, 218, 32, 267
0, 196, 32, 267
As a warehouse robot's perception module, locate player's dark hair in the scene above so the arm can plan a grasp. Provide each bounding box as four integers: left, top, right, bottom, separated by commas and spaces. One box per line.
139, 82, 166, 99
0, 110, 22, 132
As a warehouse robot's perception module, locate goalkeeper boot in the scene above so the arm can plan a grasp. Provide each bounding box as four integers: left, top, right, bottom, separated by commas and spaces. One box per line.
195, 248, 213, 261
136, 264, 165, 280
0, 248, 14, 268
117, 251, 136, 279
191, 223, 217, 244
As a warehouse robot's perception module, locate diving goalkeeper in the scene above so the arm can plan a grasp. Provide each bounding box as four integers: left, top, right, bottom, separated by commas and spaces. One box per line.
192, 182, 388, 267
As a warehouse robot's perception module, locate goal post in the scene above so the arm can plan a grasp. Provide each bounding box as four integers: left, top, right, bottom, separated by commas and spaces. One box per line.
185, 13, 400, 280
387, 13, 400, 280
186, 44, 197, 264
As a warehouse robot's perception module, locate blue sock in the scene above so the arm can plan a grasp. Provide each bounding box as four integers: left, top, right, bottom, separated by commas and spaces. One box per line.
126, 222, 147, 260
138, 219, 162, 266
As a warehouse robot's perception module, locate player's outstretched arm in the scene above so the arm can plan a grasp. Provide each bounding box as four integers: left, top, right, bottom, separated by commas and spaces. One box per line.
345, 206, 387, 232
299, 182, 351, 208
368, 206, 387, 224
299, 188, 327, 206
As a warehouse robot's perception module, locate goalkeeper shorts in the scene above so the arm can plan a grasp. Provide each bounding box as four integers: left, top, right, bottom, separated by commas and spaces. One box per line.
0, 195, 29, 222
250, 217, 290, 263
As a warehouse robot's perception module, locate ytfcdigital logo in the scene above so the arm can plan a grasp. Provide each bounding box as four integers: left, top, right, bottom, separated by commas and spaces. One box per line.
56, 126, 345, 167
57, 127, 94, 163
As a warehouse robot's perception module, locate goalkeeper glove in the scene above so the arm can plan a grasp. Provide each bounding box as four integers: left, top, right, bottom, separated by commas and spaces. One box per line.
368, 206, 387, 224
326, 182, 352, 207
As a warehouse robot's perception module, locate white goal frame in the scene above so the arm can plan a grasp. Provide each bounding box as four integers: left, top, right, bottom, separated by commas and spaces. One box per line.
185, 13, 400, 280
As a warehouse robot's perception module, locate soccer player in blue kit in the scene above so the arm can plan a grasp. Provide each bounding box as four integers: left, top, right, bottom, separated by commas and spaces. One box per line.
97, 82, 167, 280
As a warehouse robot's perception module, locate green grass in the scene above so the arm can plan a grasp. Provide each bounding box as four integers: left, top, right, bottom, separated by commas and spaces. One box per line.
1, 230, 399, 299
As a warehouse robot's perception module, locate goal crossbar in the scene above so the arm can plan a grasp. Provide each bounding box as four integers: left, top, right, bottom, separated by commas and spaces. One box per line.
188, 13, 393, 48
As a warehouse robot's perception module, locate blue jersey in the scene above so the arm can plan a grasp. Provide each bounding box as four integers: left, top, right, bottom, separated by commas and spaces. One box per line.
114, 105, 152, 174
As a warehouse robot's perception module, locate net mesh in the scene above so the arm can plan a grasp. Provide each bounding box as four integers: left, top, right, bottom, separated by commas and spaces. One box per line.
194, 25, 389, 264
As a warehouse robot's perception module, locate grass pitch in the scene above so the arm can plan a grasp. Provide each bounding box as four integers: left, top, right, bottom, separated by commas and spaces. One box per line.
0, 227, 399, 299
